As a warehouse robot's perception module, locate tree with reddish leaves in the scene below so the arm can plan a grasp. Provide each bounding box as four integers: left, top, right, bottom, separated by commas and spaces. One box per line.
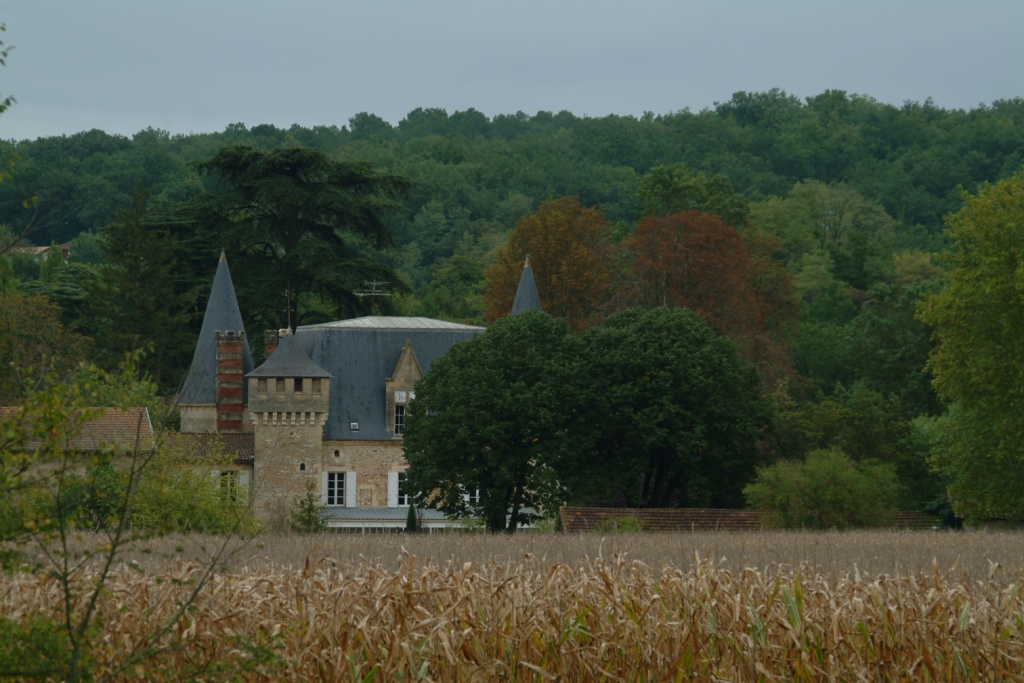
625, 211, 797, 389
483, 197, 617, 332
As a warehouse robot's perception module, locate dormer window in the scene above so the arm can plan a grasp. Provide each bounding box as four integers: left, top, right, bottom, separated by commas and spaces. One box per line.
386, 339, 422, 439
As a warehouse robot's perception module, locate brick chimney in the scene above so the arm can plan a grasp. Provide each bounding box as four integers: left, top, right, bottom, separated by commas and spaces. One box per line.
215, 330, 245, 433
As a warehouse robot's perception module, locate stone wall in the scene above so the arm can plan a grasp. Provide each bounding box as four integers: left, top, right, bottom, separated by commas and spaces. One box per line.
322, 440, 407, 507
179, 404, 217, 433
252, 420, 325, 530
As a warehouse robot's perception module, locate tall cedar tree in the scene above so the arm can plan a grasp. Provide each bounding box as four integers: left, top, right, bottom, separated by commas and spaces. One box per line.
483, 197, 616, 331
625, 211, 796, 390
186, 146, 411, 330
85, 189, 196, 390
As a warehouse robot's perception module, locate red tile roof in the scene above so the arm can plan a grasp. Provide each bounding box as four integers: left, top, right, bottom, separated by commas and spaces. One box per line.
559, 507, 941, 532
0, 407, 155, 452
162, 432, 254, 463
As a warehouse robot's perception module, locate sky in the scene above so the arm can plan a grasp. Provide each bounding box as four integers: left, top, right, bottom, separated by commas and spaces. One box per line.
0, 1, 1022, 141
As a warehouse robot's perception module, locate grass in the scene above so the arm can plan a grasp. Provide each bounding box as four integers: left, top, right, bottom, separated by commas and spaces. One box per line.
5, 530, 1024, 681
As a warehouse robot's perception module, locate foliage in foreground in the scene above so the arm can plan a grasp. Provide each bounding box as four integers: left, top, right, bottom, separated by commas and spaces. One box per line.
0, 361, 255, 682
2, 553, 1021, 681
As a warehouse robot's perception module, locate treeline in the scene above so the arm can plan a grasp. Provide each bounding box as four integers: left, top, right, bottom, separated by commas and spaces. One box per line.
3, 89, 1023, 518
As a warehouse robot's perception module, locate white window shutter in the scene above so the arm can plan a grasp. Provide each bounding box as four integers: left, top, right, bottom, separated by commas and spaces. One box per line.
320, 471, 329, 506
387, 471, 399, 508
346, 471, 357, 508
239, 471, 250, 503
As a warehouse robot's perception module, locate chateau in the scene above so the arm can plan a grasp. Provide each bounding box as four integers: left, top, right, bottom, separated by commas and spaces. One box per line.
176, 252, 541, 531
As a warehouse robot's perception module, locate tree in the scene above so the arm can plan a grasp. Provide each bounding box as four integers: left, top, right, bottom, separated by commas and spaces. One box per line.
635, 163, 749, 226
769, 383, 941, 510
483, 197, 617, 331
572, 307, 768, 508
84, 187, 197, 389
624, 211, 798, 388
185, 145, 412, 330
919, 171, 1024, 520
403, 312, 578, 532
744, 448, 901, 529
289, 481, 327, 534
0, 292, 92, 403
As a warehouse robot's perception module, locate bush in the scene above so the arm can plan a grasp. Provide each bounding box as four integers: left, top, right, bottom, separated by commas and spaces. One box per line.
744, 448, 900, 529
131, 438, 260, 535
290, 481, 327, 534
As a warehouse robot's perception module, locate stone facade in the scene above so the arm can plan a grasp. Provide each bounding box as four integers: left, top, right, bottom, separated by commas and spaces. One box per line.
322, 440, 407, 508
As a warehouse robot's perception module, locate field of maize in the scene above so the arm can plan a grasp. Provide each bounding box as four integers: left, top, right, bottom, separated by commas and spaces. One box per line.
4, 530, 1024, 681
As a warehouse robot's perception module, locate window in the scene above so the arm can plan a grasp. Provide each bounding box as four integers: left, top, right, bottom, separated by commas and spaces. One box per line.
257, 378, 267, 395
464, 488, 482, 506
312, 378, 321, 395
397, 472, 410, 507
394, 404, 406, 436
218, 470, 239, 502
275, 378, 285, 393
294, 377, 304, 394
326, 471, 345, 506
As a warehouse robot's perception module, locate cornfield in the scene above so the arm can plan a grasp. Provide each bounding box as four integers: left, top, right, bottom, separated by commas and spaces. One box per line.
4, 531, 1024, 681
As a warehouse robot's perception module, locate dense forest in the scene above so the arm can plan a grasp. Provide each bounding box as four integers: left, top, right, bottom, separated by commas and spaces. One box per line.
4, 88, 1024, 518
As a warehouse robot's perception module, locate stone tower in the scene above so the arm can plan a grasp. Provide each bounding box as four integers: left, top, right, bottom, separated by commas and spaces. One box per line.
246, 331, 331, 527
178, 251, 254, 433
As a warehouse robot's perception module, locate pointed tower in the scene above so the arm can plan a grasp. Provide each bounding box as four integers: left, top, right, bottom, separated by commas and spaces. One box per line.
178, 251, 255, 433
247, 331, 331, 522
511, 255, 542, 314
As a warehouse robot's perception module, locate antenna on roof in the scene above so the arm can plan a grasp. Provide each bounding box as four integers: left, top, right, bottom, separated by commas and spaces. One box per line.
355, 280, 393, 297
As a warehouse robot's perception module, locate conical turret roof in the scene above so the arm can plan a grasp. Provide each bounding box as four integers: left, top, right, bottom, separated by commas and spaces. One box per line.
178, 252, 254, 404
511, 255, 542, 314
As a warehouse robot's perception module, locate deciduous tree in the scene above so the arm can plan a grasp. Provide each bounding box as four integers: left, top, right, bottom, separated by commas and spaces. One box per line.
483, 197, 617, 331
919, 171, 1024, 520
572, 307, 768, 508
403, 312, 578, 532
624, 211, 797, 388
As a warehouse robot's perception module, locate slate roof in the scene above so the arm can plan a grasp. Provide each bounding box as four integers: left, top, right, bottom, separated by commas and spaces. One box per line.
0, 407, 155, 452
178, 252, 254, 404
511, 257, 543, 314
248, 332, 331, 378
304, 316, 481, 331
294, 317, 485, 440
163, 432, 255, 463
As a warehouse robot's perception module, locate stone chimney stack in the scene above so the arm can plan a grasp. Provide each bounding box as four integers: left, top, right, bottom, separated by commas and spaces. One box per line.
263, 329, 282, 358
215, 330, 245, 433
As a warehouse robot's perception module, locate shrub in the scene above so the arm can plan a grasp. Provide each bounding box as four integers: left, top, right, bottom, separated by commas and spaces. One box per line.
744, 448, 900, 529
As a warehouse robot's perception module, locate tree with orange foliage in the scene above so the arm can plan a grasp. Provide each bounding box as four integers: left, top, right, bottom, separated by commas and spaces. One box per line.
483, 197, 616, 332
625, 211, 796, 389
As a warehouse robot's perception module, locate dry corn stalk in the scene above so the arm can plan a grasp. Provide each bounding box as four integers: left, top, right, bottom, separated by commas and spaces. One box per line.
3, 550, 1024, 682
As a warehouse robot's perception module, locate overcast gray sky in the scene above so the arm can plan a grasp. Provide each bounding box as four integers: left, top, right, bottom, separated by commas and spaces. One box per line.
1, 1, 1022, 141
